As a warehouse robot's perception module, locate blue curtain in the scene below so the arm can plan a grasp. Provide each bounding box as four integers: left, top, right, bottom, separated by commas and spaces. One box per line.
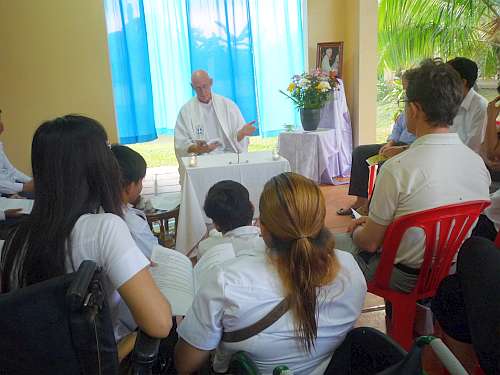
249, 0, 304, 136
186, 0, 259, 134
104, 0, 304, 141
143, 0, 192, 135
104, 0, 157, 144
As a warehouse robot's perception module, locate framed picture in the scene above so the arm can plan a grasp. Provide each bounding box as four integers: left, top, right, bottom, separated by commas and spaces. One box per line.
316, 42, 344, 78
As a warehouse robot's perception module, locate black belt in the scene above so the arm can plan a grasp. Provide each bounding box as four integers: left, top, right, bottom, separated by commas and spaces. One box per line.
394, 263, 420, 275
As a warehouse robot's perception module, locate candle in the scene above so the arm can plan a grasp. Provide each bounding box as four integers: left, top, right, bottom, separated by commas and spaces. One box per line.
272, 148, 280, 160
189, 154, 197, 167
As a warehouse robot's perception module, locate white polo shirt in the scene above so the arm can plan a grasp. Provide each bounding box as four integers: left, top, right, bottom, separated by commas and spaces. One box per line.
178, 242, 366, 375
450, 88, 488, 154
369, 133, 490, 268
0, 142, 31, 194
122, 204, 158, 259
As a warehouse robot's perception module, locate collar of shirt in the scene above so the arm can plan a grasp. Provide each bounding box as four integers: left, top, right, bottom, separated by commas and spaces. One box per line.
224, 225, 266, 257
459, 88, 476, 112
409, 133, 462, 148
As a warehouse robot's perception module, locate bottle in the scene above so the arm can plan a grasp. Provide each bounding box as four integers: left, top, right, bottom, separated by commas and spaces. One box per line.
273, 365, 293, 375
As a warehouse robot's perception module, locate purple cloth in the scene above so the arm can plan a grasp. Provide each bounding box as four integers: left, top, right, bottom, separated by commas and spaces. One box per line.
279, 129, 340, 185
317, 79, 353, 180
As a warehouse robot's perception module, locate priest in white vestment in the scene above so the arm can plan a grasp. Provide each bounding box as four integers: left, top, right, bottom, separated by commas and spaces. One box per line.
174, 70, 256, 161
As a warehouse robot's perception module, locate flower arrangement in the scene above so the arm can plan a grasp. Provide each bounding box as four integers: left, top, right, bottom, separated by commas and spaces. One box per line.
280, 70, 338, 109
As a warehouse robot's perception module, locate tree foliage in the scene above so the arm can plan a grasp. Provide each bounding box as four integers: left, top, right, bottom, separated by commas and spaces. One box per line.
378, 0, 499, 77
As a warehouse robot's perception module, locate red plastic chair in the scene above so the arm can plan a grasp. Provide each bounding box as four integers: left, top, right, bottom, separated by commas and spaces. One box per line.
367, 164, 378, 199
367, 200, 491, 350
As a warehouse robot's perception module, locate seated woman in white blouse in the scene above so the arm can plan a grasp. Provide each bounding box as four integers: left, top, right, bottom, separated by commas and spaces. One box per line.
0, 115, 172, 360
175, 172, 367, 374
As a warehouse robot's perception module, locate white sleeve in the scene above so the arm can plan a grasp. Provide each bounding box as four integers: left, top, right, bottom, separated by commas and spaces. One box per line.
368, 166, 400, 226
124, 211, 158, 259
0, 180, 24, 195
174, 106, 196, 158
97, 215, 150, 289
177, 266, 226, 350
230, 102, 249, 152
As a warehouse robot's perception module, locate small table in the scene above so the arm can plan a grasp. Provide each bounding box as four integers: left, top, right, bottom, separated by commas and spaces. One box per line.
176, 151, 290, 255
279, 128, 341, 184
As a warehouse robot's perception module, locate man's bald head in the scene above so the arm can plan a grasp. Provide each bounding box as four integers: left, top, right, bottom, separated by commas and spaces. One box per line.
191, 70, 213, 103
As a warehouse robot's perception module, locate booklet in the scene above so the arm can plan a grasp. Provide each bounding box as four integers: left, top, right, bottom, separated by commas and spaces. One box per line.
0, 197, 33, 214
150, 244, 235, 316
366, 154, 388, 166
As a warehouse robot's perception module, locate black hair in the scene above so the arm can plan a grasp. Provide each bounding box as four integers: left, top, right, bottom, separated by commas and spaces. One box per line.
447, 57, 478, 89
0, 115, 123, 292
203, 180, 254, 234
111, 144, 147, 187
405, 59, 463, 127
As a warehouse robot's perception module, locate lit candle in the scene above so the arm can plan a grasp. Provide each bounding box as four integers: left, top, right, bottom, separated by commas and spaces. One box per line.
189, 154, 197, 167
272, 148, 280, 160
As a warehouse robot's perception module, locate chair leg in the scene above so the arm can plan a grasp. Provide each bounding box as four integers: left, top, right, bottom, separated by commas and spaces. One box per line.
388, 300, 416, 350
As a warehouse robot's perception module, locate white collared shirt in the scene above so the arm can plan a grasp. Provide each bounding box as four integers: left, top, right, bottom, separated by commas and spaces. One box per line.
450, 88, 488, 154
0, 142, 31, 194
122, 204, 158, 259
197, 225, 261, 259
369, 133, 490, 268
178, 233, 367, 375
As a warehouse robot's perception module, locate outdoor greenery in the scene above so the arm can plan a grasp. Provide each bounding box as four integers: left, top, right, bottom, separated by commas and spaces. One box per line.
378, 0, 499, 77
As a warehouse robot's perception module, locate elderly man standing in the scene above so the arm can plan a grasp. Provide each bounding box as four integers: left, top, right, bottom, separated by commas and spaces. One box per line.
174, 70, 256, 160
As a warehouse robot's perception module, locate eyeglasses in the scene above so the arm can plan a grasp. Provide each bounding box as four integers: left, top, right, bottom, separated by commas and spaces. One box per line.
397, 98, 410, 109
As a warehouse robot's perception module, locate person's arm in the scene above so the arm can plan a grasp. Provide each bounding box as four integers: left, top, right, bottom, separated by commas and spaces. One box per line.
175, 267, 226, 373
98, 215, 172, 338
350, 165, 399, 251
484, 96, 500, 159
350, 217, 388, 252
175, 339, 211, 375
118, 268, 172, 338
236, 121, 257, 142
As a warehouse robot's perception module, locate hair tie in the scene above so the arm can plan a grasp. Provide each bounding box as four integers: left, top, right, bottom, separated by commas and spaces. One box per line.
297, 234, 308, 240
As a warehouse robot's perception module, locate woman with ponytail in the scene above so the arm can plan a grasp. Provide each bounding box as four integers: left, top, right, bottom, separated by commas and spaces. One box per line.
175, 173, 366, 374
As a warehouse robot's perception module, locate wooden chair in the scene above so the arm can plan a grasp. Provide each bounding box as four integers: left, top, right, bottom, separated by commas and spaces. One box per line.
367, 200, 490, 350
146, 206, 180, 248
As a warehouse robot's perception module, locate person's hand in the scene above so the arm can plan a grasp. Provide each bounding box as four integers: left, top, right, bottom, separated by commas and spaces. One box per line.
487, 96, 500, 121
22, 180, 34, 193
347, 216, 368, 233
188, 140, 218, 155
5, 208, 23, 218
381, 146, 407, 158
238, 121, 257, 139
378, 141, 394, 155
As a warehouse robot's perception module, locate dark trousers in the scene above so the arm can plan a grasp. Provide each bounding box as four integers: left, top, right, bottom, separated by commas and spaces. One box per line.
348, 144, 384, 198
432, 237, 500, 374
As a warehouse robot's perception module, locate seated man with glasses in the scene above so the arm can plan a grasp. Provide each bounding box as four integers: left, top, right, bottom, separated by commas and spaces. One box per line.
334, 59, 490, 293
337, 71, 415, 216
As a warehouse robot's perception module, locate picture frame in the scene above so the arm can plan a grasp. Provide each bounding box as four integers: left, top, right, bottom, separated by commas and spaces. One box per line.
316, 42, 344, 78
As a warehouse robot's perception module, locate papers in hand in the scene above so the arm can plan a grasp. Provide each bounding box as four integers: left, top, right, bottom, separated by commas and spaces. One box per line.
150, 244, 235, 316
0, 197, 33, 214
366, 154, 388, 166
351, 209, 362, 220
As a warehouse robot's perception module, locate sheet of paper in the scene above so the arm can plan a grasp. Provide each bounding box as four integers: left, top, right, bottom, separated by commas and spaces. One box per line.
150, 192, 181, 212
193, 243, 235, 292
351, 209, 362, 220
150, 245, 194, 316
366, 154, 388, 166
0, 197, 33, 214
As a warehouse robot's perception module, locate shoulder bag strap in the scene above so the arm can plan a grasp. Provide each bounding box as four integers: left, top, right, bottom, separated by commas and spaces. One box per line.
221, 297, 290, 343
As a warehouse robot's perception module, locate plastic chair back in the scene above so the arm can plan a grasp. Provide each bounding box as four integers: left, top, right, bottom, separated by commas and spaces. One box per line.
368, 200, 490, 349
367, 164, 378, 199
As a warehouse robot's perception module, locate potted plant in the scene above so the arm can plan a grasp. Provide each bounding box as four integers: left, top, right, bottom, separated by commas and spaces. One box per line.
280, 70, 338, 131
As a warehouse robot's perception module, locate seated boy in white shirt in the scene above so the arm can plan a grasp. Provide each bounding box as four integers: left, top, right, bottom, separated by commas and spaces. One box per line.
111, 145, 158, 259
197, 180, 261, 259
334, 59, 491, 293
